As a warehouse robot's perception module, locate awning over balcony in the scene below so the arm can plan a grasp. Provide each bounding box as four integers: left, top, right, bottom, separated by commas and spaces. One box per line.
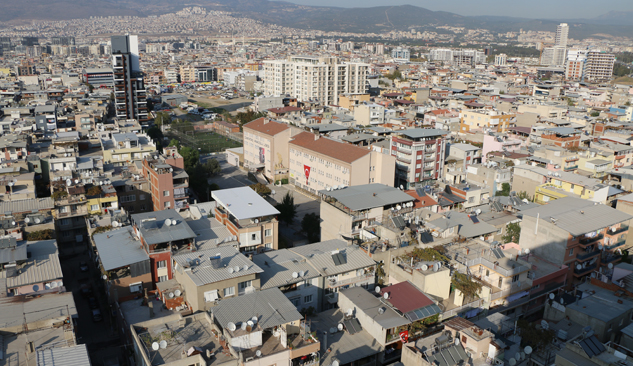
506, 291, 529, 303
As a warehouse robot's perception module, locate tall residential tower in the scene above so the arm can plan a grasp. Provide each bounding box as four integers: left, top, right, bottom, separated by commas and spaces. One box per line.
111, 35, 150, 126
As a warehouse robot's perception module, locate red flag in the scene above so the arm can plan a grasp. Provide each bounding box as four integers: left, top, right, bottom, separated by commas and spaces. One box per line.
304, 165, 311, 184
399, 330, 409, 343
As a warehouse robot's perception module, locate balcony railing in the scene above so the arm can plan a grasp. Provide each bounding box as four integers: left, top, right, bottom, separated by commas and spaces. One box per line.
577, 250, 600, 261
605, 240, 626, 251
580, 234, 604, 245
328, 273, 374, 288
489, 281, 533, 301
606, 225, 628, 236
463, 256, 529, 277
574, 264, 597, 276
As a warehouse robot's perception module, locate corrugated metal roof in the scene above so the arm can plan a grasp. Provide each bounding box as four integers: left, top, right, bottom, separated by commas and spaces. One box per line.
289, 240, 376, 277
37, 344, 92, 366
0, 244, 27, 264
173, 247, 263, 286
318, 184, 414, 212
131, 209, 196, 245
398, 128, 448, 139
93, 227, 149, 271
211, 287, 302, 330
252, 250, 319, 289
0, 291, 77, 330
0, 240, 63, 289
0, 198, 53, 214
340, 287, 410, 329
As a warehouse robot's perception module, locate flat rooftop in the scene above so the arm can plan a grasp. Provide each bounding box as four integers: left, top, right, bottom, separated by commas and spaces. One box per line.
212, 187, 279, 221
2, 327, 68, 366
318, 183, 414, 212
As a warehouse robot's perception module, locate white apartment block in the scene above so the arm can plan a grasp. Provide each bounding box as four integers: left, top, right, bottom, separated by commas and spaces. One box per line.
584, 51, 615, 82
243, 118, 296, 183
288, 132, 395, 194
263, 56, 368, 105
555, 23, 569, 48
565, 49, 587, 80
391, 47, 410, 62
495, 54, 508, 66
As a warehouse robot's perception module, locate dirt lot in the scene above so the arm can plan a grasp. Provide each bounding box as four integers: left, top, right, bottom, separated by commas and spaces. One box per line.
189, 95, 253, 114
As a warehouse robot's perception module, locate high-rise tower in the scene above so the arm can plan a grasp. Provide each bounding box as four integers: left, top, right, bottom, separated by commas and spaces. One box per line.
111, 35, 150, 126
555, 23, 569, 48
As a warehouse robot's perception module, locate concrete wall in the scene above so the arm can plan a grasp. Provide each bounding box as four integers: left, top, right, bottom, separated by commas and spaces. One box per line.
388, 262, 450, 300
320, 201, 353, 241
518, 216, 569, 266
338, 290, 387, 347
512, 168, 546, 200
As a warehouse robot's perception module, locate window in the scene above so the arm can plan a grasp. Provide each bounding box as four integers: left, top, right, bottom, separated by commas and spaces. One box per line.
265, 243, 273, 249
486, 269, 490, 277
224, 287, 235, 297
164, 201, 171, 208
304, 280, 312, 287
265, 229, 272, 237
163, 190, 170, 197
90, 204, 99, 211
304, 295, 313, 303
512, 275, 519, 283
239, 280, 252, 291
61, 218, 70, 226
129, 282, 142, 293
290, 297, 301, 306
140, 194, 146, 201
157, 260, 167, 269
204, 290, 218, 302
158, 275, 167, 282
569, 248, 574, 256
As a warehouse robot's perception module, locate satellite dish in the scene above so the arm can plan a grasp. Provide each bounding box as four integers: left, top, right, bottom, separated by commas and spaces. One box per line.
549, 293, 555, 300
455, 338, 460, 345
159, 341, 167, 349
66, 179, 72, 186
243, 265, 248, 272
338, 323, 344, 331
35, 218, 41, 224
228, 322, 236, 331
576, 264, 582, 270
247, 320, 254, 328
375, 286, 381, 293
421, 264, 428, 271
608, 263, 614, 269
525, 248, 530, 254
332, 360, 339, 366
524, 346, 533, 355
251, 316, 258, 324
271, 190, 276, 195
25, 217, 30, 223
292, 272, 298, 278
396, 205, 401, 210
75, 179, 80, 184
541, 320, 549, 330
254, 219, 259, 224
299, 271, 305, 277
256, 350, 262, 357
102, 275, 107, 280
112, 221, 119, 227
169, 292, 174, 298
152, 342, 159, 351
433, 263, 439, 272
509, 358, 516, 366
598, 244, 603, 250
11, 221, 15, 226
241, 322, 248, 330
399, 185, 404, 190
515, 353, 521, 361
165, 219, 172, 226
228, 267, 234, 274
234, 266, 240, 273
383, 292, 389, 299
326, 187, 331, 191
50, 281, 58, 288
45, 283, 51, 289
560, 298, 565, 305
346, 308, 353, 317
521, 352, 526, 360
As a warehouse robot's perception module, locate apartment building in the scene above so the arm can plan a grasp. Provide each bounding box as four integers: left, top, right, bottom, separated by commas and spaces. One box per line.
101, 132, 157, 166
111, 35, 150, 125
354, 102, 386, 125
131, 209, 197, 285
52, 182, 88, 246
263, 56, 368, 105
519, 197, 632, 286
460, 110, 514, 133
391, 129, 447, 189
179, 65, 196, 82
565, 50, 587, 80
212, 186, 280, 253
584, 51, 616, 82
243, 118, 296, 183
142, 146, 189, 211
289, 132, 395, 193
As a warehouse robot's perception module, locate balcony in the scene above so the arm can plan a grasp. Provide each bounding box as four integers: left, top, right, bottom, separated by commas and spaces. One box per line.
601, 254, 620, 264
56, 206, 88, 218
396, 156, 411, 164
576, 249, 600, 261
564, 165, 578, 171
606, 225, 628, 236
328, 273, 374, 288
579, 234, 604, 246
605, 239, 626, 251
574, 264, 596, 277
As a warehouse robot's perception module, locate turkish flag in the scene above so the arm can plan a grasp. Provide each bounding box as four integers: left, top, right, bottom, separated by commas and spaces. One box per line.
399, 330, 409, 343
304, 165, 311, 184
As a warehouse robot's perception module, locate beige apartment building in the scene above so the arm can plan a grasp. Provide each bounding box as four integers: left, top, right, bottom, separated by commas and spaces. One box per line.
242, 118, 301, 183
460, 110, 515, 132
288, 132, 395, 193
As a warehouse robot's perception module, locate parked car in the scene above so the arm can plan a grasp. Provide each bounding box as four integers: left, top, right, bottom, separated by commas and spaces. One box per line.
92, 309, 103, 322
88, 297, 99, 309
80, 284, 93, 298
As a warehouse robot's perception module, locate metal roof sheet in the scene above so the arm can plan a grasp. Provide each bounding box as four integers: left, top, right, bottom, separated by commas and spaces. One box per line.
211, 287, 302, 330
0, 198, 53, 214
37, 344, 92, 366
289, 240, 376, 277
0, 240, 63, 289
173, 247, 263, 286
397, 128, 448, 139
318, 184, 414, 212
93, 227, 149, 271
252, 250, 319, 289
132, 209, 197, 245
340, 287, 410, 329
211, 187, 280, 221
0, 291, 77, 330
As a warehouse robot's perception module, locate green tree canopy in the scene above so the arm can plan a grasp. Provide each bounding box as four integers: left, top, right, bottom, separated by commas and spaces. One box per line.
179, 147, 200, 171
301, 213, 321, 243
275, 192, 297, 226
502, 222, 521, 244
168, 139, 181, 149
204, 159, 221, 177
495, 182, 511, 196
250, 183, 271, 196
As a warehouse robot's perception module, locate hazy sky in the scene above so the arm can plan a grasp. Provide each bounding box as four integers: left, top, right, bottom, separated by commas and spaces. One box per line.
284, 0, 630, 19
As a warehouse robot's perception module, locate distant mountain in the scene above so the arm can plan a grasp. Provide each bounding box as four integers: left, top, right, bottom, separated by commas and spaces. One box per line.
1, 0, 632, 40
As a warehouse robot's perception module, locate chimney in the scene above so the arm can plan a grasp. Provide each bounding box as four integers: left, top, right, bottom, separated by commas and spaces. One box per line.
315, 134, 320, 141
263, 118, 269, 124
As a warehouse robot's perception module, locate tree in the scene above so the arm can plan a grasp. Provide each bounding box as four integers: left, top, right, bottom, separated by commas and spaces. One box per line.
590, 111, 600, 117
250, 183, 271, 196
203, 158, 221, 176
502, 222, 521, 244
179, 146, 200, 171
154, 111, 171, 127
451, 272, 482, 300
275, 192, 297, 226
168, 139, 181, 149
301, 213, 321, 243
210, 183, 220, 191
86, 186, 102, 197
187, 163, 210, 202
495, 182, 511, 196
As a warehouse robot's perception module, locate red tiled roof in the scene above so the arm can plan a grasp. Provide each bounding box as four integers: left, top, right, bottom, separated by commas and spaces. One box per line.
243, 117, 289, 136
268, 106, 303, 114
404, 190, 438, 209
380, 281, 433, 313
289, 132, 370, 164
